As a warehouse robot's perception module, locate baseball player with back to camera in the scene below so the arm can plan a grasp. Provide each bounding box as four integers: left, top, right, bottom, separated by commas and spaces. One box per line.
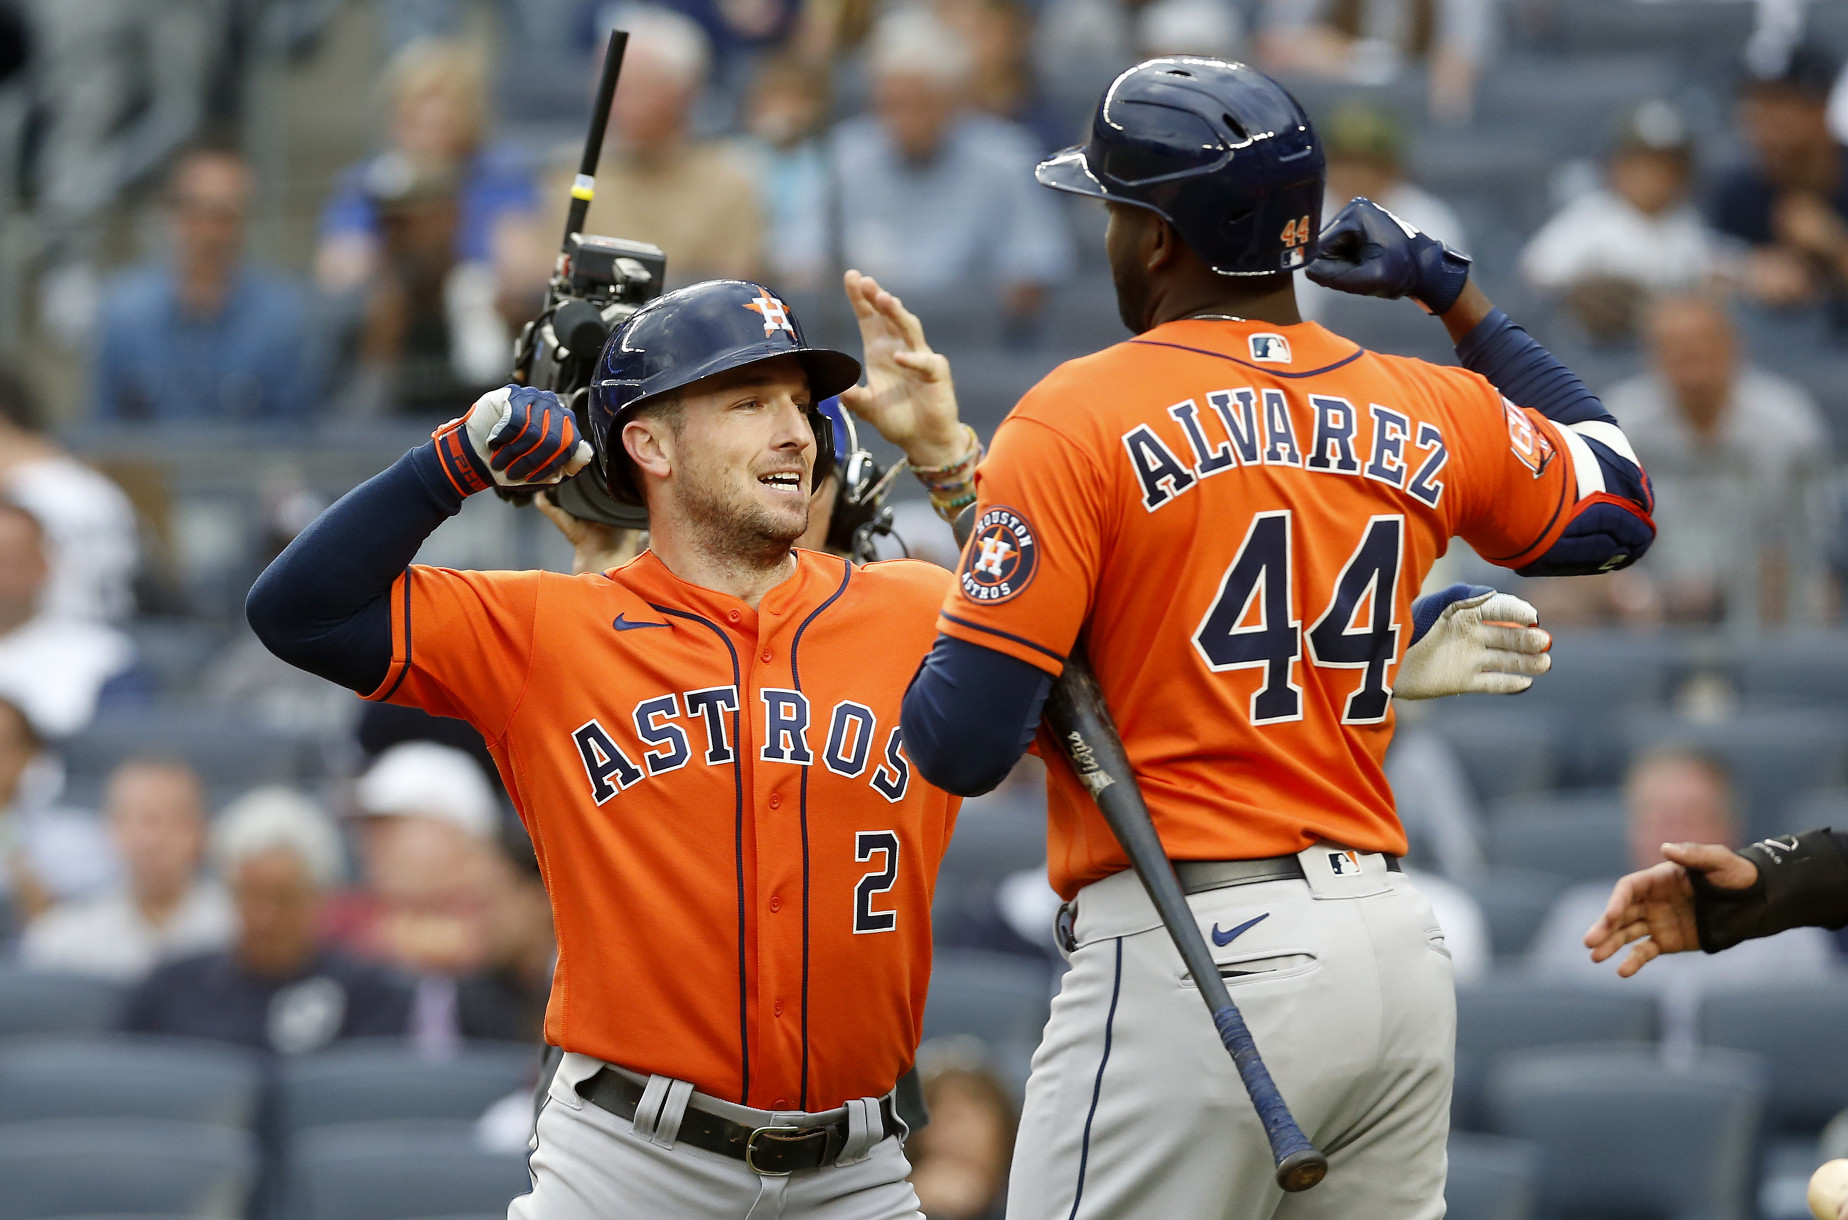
246, 247, 1554, 1215
899, 57, 1658, 1220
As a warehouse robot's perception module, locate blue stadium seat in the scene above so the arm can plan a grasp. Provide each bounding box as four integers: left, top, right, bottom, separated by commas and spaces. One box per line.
1521, 0, 1756, 66
1785, 788, 1848, 839
1452, 976, 1656, 1130
1622, 711, 1848, 843
1423, 706, 1561, 805
1697, 984, 1848, 1135
0, 1036, 262, 1129
1446, 1132, 1539, 1220
0, 969, 122, 1037
1486, 790, 1628, 882
922, 949, 1053, 1048
1460, 870, 1569, 959
1318, 292, 1459, 366
276, 1041, 538, 1139
1470, 55, 1680, 157
0, 1118, 256, 1220
62, 707, 307, 789
290, 1121, 529, 1220
1731, 632, 1848, 710
1486, 1046, 1766, 1220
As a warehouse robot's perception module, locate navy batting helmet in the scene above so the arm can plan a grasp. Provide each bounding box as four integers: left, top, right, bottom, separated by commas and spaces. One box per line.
589, 280, 862, 505
1036, 58, 1325, 276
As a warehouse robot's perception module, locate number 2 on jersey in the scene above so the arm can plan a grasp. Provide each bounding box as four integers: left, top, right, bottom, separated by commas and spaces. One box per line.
853, 831, 900, 934
1193, 511, 1405, 726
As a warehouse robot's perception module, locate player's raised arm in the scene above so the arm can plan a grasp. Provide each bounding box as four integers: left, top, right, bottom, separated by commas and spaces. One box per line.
245, 386, 590, 692
1307, 198, 1655, 578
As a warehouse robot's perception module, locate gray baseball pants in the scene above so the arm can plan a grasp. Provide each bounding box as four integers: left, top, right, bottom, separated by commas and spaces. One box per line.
1007, 846, 1456, 1220
509, 1052, 923, 1220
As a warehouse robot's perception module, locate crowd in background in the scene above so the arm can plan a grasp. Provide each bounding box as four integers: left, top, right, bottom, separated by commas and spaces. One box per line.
4, 1, 1848, 1218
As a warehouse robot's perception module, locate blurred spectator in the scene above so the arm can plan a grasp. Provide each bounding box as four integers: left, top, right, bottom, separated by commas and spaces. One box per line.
339, 156, 511, 417
1257, 0, 1494, 122
1527, 746, 1836, 1053
1031, 0, 1243, 124
0, 501, 134, 736
559, 6, 763, 284
1324, 103, 1466, 248
119, 786, 412, 1053
1522, 101, 1721, 342
1711, 44, 1848, 323
0, 694, 115, 935
736, 53, 832, 291
316, 40, 539, 300
823, 8, 1071, 319
937, 0, 1068, 152
1604, 293, 1832, 625
331, 742, 550, 1048
1301, 103, 1465, 321
0, 367, 138, 621
93, 144, 320, 423
907, 1046, 1016, 1220
21, 758, 231, 980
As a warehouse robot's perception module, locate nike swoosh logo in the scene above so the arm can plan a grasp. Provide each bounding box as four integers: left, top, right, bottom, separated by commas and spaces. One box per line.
612, 614, 669, 632
1211, 913, 1269, 947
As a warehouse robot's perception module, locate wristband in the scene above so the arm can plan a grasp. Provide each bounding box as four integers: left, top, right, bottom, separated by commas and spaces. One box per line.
430, 416, 492, 498
1692, 828, 1848, 952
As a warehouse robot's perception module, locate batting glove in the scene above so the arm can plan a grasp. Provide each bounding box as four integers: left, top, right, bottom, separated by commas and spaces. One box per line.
1305, 198, 1472, 315
1395, 584, 1551, 700
431, 385, 593, 496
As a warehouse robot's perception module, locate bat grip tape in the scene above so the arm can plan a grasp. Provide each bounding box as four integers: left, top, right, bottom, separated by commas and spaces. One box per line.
1212, 1004, 1318, 1163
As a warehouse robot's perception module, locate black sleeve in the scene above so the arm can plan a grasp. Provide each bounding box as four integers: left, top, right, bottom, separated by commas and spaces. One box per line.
902, 634, 1052, 797
246, 442, 473, 694
1692, 827, 1848, 952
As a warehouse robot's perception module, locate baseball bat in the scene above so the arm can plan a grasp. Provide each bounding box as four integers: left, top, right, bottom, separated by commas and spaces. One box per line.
953, 509, 1328, 1193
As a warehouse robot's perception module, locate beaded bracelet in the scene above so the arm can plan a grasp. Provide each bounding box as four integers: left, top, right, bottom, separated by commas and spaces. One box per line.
908, 424, 983, 522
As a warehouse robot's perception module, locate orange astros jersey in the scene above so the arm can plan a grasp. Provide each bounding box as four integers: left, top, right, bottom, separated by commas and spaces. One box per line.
939, 318, 1583, 900
366, 548, 959, 1112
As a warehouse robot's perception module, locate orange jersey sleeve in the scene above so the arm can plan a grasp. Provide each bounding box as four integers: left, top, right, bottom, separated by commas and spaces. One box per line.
362, 565, 545, 739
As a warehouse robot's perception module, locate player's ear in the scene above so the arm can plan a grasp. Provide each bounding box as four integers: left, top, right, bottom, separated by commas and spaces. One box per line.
1147, 215, 1182, 273
623, 417, 674, 484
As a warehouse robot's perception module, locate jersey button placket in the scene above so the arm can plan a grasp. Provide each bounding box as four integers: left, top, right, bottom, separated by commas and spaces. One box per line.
727, 609, 741, 624
770, 894, 782, 913
768, 793, 781, 809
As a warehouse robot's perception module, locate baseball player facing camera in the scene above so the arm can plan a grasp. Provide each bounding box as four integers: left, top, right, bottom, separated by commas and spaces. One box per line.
899, 58, 1657, 1220
248, 248, 1555, 1214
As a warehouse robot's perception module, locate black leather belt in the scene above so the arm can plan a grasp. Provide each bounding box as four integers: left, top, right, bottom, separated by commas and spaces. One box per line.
578, 1067, 902, 1175
1176, 852, 1401, 896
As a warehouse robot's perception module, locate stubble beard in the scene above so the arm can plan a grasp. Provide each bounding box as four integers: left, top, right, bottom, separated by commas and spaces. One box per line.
674, 449, 809, 574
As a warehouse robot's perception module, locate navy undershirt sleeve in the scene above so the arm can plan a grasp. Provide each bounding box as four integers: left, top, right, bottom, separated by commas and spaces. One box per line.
1454, 308, 1614, 427
246, 443, 471, 693
902, 635, 1053, 797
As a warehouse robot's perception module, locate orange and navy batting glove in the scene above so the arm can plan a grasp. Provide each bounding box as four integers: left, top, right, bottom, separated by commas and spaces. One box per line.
431, 385, 594, 497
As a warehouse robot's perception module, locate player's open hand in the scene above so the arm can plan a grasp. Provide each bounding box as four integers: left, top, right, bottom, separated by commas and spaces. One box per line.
437, 385, 593, 491
1394, 586, 1550, 700
838, 269, 966, 468
1582, 844, 1757, 976
1305, 198, 1471, 315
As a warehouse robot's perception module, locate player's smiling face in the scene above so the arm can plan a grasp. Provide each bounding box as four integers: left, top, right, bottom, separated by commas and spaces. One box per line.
626, 354, 818, 560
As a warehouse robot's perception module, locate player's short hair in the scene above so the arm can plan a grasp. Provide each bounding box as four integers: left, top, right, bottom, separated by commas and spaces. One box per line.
214, 785, 344, 890
0, 365, 40, 434
868, 7, 972, 84
608, 5, 711, 89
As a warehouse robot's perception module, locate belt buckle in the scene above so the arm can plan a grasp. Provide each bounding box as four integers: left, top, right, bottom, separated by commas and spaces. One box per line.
744, 1124, 805, 1176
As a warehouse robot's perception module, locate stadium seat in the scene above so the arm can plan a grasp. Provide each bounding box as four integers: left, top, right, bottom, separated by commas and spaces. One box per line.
1485, 1045, 1766, 1220
1423, 706, 1560, 805
1485, 790, 1628, 882
1731, 632, 1848, 710
1622, 711, 1848, 843
1460, 870, 1569, 960
1446, 1132, 1539, 1220
1785, 788, 1848, 839
0, 1118, 256, 1220
1471, 55, 1680, 158
1697, 984, 1848, 1135
0, 1036, 262, 1129
62, 707, 307, 789
275, 1041, 538, 1138
289, 1121, 529, 1220
0, 969, 123, 1037
1522, 0, 1756, 66
1318, 292, 1459, 366
1451, 976, 1655, 1130
923, 949, 1053, 1048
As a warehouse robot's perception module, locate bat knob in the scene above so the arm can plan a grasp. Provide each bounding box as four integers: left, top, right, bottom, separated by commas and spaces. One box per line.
1275, 1149, 1328, 1193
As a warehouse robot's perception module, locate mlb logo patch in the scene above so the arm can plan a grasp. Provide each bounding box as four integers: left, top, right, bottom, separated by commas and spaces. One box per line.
1327, 849, 1360, 875
1250, 333, 1291, 364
